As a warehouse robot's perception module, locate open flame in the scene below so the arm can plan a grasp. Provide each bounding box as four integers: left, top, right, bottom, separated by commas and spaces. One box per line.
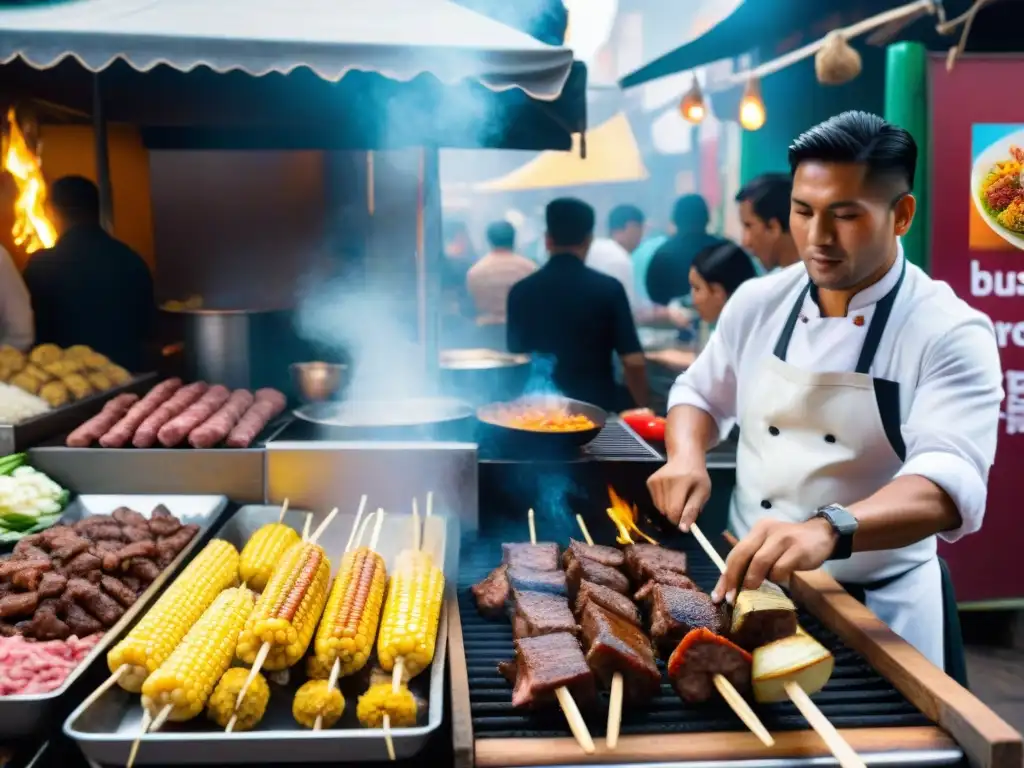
606, 485, 657, 546
1, 108, 57, 254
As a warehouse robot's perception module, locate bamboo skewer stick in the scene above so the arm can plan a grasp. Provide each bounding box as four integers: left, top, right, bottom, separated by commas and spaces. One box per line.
126, 703, 172, 768
301, 513, 312, 542
343, 495, 369, 553
79, 665, 125, 715
277, 497, 290, 524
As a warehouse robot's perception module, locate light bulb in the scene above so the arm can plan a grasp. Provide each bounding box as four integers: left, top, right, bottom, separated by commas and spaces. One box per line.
679, 78, 706, 124
739, 76, 766, 131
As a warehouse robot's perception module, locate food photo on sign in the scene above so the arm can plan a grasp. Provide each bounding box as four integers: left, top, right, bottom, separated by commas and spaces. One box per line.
970, 124, 1024, 252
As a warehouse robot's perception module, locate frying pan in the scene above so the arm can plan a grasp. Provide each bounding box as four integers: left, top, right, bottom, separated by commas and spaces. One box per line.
476, 395, 608, 455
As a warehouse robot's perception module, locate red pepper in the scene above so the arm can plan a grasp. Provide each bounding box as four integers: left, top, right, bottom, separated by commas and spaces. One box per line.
622, 412, 666, 441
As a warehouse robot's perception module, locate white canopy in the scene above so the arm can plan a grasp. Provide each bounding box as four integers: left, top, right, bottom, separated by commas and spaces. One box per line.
0, 0, 574, 101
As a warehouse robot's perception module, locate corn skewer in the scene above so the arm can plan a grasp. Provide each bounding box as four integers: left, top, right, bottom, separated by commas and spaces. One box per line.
689, 526, 858, 762
278, 497, 290, 523
213, 668, 270, 733
302, 512, 313, 542
240, 503, 301, 592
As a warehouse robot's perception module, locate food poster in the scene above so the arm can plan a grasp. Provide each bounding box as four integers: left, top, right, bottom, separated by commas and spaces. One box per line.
930, 56, 1024, 603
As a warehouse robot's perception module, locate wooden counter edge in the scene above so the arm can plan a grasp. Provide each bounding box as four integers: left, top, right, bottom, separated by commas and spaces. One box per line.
475, 726, 955, 767
447, 599, 475, 768
790, 567, 1023, 768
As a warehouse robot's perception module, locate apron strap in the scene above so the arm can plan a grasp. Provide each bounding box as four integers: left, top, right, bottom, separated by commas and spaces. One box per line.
772, 283, 812, 361
855, 258, 907, 374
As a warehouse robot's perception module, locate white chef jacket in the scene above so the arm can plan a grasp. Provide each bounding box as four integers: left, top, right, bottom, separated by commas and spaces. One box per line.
586, 238, 636, 313
668, 250, 1003, 542
0, 246, 33, 350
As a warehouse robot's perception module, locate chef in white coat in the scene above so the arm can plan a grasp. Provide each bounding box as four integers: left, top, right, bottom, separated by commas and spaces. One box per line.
647, 111, 1003, 672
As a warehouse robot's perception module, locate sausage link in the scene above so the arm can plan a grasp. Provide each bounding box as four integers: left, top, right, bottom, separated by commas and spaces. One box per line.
225, 389, 286, 448
66, 394, 140, 447
98, 378, 183, 448
132, 382, 209, 448
188, 389, 254, 448
157, 385, 231, 447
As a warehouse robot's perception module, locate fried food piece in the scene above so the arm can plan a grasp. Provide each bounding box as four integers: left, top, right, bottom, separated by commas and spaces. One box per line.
103, 364, 132, 385
63, 345, 93, 360
62, 374, 93, 400
39, 381, 71, 408
29, 344, 62, 365
10, 371, 41, 394
87, 372, 113, 391
83, 352, 110, 369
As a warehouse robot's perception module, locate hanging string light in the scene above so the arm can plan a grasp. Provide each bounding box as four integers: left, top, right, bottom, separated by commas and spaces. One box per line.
738, 76, 766, 132
679, 76, 706, 124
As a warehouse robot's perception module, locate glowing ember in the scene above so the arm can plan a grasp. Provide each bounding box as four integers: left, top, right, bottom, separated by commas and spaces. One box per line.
2, 108, 57, 254
606, 486, 657, 546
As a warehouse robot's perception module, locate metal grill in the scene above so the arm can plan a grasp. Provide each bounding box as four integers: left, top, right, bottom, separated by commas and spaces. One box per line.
458, 535, 930, 740
583, 419, 660, 461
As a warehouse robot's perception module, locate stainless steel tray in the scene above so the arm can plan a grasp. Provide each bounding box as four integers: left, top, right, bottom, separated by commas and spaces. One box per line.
66, 503, 459, 764
0, 493, 228, 737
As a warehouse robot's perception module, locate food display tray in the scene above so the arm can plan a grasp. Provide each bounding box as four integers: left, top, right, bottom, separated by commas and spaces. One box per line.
65, 503, 459, 764
0, 493, 228, 737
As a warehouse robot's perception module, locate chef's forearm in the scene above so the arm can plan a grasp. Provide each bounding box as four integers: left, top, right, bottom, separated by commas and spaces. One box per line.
847, 475, 963, 552
665, 405, 717, 462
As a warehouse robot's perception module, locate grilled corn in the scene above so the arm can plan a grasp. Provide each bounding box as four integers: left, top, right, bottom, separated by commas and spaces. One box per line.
293, 679, 345, 729
356, 683, 417, 728
141, 586, 255, 722
377, 550, 444, 680
314, 547, 387, 678
107, 539, 240, 692
240, 522, 301, 592
305, 654, 332, 680
207, 668, 270, 732
236, 541, 332, 671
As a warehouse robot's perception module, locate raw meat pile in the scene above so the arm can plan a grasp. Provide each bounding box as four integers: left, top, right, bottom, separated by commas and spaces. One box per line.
0, 632, 102, 695
66, 379, 286, 448
0, 505, 197, 640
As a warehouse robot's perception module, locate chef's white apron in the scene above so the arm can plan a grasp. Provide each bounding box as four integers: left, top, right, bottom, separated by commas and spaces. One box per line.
729, 261, 945, 668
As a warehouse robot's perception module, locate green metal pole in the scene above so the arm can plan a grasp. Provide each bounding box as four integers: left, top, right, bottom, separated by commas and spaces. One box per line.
884, 42, 929, 272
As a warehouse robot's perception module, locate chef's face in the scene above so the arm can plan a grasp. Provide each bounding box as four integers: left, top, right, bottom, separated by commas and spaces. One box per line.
689, 266, 727, 324
790, 161, 915, 291
738, 199, 782, 270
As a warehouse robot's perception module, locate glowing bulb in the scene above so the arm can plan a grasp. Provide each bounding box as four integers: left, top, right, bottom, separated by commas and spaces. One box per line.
739, 76, 766, 131
679, 78, 706, 124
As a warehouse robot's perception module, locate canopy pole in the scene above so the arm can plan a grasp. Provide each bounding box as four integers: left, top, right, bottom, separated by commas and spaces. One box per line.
91, 74, 114, 232
416, 145, 442, 387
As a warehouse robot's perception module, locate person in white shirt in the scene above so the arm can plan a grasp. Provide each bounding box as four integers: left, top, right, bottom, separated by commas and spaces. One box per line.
736, 173, 800, 274
0, 245, 33, 350
586, 204, 643, 312
647, 111, 1003, 675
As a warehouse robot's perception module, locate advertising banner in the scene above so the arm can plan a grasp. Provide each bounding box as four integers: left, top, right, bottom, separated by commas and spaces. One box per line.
930, 56, 1024, 603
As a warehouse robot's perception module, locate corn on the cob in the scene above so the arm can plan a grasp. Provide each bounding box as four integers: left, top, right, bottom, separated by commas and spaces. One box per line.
207, 668, 270, 732
377, 550, 444, 680
107, 539, 240, 692
236, 541, 332, 671
314, 547, 387, 677
141, 586, 255, 722
292, 679, 345, 729
240, 523, 301, 592
305, 654, 332, 680
356, 683, 417, 728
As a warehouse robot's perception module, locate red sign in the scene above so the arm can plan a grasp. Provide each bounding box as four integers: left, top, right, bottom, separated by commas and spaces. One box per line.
929, 56, 1024, 603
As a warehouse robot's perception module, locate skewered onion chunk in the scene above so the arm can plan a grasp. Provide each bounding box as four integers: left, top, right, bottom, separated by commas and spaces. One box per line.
207, 668, 270, 731
293, 679, 345, 729
314, 546, 387, 677
240, 523, 301, 592
377, 550, 444, 680
752, 632, 834, 704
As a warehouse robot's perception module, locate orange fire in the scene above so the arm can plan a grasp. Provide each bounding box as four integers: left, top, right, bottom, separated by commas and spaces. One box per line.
606, 486, 657, 546
1, 108, 57, 254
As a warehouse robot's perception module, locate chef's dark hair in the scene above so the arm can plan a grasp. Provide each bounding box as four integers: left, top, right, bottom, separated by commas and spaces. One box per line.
608, 204, 644, 233
788, 111, 917, 194
486, 220, 516, 250
546, 198, 595, 247
692, 241, 758, 297
736, 173, 792, 233
50, 175, 100, 223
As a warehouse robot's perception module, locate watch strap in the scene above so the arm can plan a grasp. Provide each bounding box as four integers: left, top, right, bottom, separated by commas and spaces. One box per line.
816, 504, 857, 561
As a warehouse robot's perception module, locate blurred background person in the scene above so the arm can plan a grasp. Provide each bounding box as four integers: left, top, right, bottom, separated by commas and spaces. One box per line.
0, 243, 33, 350
688, 241, 760, 330
735, 173, 799, 273
645, 194, 725, 306
507, 198, 648, 412
466, 220, 537, 349
586, 203, 644, 313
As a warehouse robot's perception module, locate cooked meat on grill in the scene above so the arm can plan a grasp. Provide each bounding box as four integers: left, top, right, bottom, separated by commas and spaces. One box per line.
156, 524, 199, 564
565, 555, 630, 596
575, 580, 641, 627
562, 539, 625, 569
37, 572, 68, 599
0, 591, 39, 618
667, 628, 752, 703
48, 535, 92, 562
498, 659, 517, 685
624, 544, 687, 584
64, 552, 102, 576
25, 599, 71, 641
128, 558, 161, 584
639, 583, 724, 657
65, 578, 124, 627
471, 565, 510, 618
507, 565, 567, 596
11, 566, 47, 592
112, 507, 149, 528
512, 590, 578, 638
100, 576, 138, 608
633, 572, 699, 602
509, 632, 596, 709
12, 541, 49, 562
120, 526, 154, 544
0, 559, 51, 579
579, 602, 660, 703
64, 602, 103, 637
502, 542, 560, 572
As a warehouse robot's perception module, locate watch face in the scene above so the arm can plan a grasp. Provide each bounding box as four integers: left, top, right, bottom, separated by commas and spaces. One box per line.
823, 505, 858, 535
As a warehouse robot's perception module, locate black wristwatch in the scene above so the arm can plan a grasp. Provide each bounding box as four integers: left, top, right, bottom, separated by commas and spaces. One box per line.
814, 504, 858, 561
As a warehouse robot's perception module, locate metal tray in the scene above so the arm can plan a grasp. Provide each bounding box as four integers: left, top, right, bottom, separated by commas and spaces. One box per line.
0, 493, 228, 737
65, 503, 458, 764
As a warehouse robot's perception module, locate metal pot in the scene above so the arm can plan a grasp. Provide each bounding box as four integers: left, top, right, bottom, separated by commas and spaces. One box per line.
439, 348, 531, 406
292, 397, 475, 441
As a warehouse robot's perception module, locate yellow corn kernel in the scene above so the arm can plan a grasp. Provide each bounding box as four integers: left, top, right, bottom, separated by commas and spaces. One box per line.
314, 547, 387, 677
236, 541, 331, 671
356, 683, 417, 728
141, 586, 254, 722
292, 679, 345, 729
207, 668, 270, 731
107, 539, 240, 692
240, 523, 301, 592
376, 550, 444, 680
305, 654, 331, 680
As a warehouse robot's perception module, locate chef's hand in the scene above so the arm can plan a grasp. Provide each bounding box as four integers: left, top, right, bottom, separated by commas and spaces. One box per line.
646, 457, 711, 533
711, 518, 838, 604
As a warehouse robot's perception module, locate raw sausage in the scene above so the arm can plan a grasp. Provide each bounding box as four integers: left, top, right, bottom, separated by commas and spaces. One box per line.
65, 394, 140, 447
225, 388, 286, 448
188, 389, 254, 448
98, 378, 182, 448
132, 382, 208, 448
157, 385, 231, 447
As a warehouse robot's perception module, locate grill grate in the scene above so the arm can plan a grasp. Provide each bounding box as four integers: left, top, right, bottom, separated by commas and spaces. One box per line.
583, 419, 660, 461
458, 536, 930, 740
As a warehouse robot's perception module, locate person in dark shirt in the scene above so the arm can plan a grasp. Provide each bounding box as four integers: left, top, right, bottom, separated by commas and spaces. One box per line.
645, 194, 725, 305
507, 198, 649, 412
23, 176, 154, 371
